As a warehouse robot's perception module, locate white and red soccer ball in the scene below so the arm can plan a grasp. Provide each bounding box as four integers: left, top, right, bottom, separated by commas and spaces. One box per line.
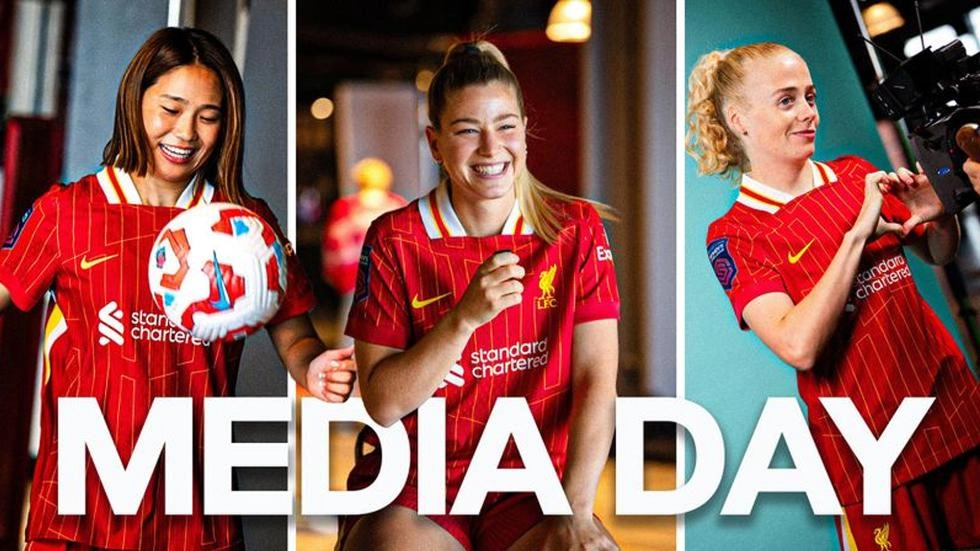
148, 202, 288, 342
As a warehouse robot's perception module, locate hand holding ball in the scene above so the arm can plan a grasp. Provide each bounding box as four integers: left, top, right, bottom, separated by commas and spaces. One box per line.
148, 202, 288, 342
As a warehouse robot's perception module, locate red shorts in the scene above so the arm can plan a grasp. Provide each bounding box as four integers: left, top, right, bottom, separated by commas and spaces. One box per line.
26, 540, 245, 551
836, 447, 980, 550
338, 450, 546, 551
25, 542, 105, 551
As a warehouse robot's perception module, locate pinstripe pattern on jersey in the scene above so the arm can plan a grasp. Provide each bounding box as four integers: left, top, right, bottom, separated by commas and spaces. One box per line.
347, 197, 618, 500
707, 156, 980, 506
0, 169, 311, 550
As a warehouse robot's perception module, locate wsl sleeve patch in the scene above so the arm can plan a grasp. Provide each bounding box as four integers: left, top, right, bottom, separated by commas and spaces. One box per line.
353, 244, 372, 304
707, 237, 737, 291
2, 206, 33, 249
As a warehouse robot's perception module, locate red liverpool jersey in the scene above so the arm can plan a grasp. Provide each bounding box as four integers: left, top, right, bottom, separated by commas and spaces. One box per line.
345, 183, 620, 491
706, 156, 980, 505
0, 166, 314, 550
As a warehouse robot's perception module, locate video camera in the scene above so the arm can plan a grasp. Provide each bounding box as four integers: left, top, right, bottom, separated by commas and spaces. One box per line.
871, 39, 980, 213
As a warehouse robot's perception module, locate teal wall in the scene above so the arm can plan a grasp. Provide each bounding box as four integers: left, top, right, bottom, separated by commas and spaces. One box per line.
684, 0, 966, 550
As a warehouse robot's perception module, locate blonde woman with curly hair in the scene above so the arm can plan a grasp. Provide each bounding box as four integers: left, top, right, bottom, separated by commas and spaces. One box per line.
687, 42, 980, 550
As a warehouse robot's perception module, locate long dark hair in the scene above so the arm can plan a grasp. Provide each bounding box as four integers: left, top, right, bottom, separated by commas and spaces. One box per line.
103, 27, 248, 204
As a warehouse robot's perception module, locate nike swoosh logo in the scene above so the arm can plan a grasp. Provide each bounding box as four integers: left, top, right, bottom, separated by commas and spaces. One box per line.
788, 239, 815, 264
412, 292, 452, 309
210, 251, 232, 310
80, 254, 118, 270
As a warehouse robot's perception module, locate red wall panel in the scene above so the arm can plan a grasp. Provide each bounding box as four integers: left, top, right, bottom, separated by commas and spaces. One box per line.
493, 31, 582, 197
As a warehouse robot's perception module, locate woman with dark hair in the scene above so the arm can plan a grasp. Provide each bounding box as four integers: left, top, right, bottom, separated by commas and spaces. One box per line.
0, 27, 355, 551
104, 27, 248, 205
687, 42, 980, 550
342, 40, 621, 550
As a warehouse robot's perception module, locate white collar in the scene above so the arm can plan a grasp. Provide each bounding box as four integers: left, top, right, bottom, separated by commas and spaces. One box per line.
735, 160, 838, 214
96, 166, 215, 208
417, 181, 534, 238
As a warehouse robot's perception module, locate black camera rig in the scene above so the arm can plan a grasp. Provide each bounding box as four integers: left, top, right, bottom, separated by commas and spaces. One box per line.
871, 39, 980, 213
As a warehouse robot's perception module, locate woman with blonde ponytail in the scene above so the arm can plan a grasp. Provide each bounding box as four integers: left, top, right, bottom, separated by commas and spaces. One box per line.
340, 40, 621, 550
687, 43, 980, 550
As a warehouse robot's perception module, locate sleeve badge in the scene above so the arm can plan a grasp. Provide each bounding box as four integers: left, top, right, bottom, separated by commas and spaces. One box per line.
707, 237, 738, 291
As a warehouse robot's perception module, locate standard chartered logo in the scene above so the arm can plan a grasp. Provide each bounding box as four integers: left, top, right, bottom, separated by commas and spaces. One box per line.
97, 302, 125, 346
437, 339, 551, 389
96, 301, 209, 347
439, 363, 466, 389
853, 255, 912, 301
470, 338, 549, 380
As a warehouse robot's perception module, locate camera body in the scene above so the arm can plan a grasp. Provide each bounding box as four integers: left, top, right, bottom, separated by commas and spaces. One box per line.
871, 40, 980, 213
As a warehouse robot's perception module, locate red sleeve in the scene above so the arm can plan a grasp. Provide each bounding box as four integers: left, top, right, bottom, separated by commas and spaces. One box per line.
574, 205, 620, 324
0, 186, 62, 311
344, 217, 412, 349
706, 224, 786, 329
247, 198, 315, 325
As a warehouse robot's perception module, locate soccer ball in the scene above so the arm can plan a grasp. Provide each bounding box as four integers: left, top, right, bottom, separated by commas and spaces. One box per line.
148, 202, 288, 342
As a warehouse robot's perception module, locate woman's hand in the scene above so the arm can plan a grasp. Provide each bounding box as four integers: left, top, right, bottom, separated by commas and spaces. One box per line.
857, 171, 902, 240
0, 282, 10, 313
876, 165, 946, 236
306, 345, 356, 402
451, 251, 524, 333
963, 158, 980, 195
352, 251, 524, 426
516, 516, 619, 551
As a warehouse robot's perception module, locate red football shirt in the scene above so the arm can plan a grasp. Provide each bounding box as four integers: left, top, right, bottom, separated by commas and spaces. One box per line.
345, 184, 620, 493
706, 156, 980, 505
0, 166, 314, 550
321, 190, 406, 294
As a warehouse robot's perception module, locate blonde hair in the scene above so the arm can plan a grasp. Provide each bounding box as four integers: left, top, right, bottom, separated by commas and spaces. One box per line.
685, 42, 793, 179
428, 40, 617, 243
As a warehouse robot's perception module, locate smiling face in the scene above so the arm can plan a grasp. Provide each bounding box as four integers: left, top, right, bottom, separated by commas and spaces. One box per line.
727, 50, 819, 172
141, 63, 223, 188
426, 81, 527, 206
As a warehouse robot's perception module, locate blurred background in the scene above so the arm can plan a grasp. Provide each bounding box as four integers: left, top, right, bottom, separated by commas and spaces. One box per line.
292, 1, 678, 549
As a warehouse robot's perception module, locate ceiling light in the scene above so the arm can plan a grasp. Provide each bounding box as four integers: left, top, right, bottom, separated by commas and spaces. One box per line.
862, 2, 905, 37
311, 97, 334, 120
415, 69, 434, 93
546, 0, 591, 43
